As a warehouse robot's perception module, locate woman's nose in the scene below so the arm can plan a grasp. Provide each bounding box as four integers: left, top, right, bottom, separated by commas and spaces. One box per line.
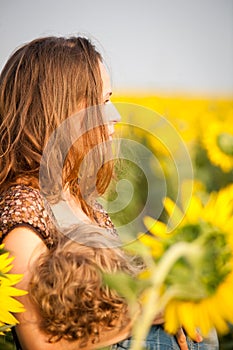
104, 102, 121, 124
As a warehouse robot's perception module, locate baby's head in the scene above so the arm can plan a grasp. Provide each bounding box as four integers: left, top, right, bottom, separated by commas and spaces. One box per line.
29, 230, 138, 346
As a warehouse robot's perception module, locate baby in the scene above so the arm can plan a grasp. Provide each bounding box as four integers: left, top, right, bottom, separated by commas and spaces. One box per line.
29, 227, 140, 348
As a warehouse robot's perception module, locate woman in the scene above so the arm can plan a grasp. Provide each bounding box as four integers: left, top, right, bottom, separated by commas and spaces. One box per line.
0, 36, 218, 349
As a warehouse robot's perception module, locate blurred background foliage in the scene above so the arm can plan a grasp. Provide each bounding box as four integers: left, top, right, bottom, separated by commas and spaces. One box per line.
105, 95, 233, 233
0, 333, 16, 350
108, 93, 233, 349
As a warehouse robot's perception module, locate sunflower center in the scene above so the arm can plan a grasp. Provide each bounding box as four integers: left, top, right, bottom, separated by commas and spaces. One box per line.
217, 132, 233, 156
199, 225, 231, 295
164, 223, 232, 299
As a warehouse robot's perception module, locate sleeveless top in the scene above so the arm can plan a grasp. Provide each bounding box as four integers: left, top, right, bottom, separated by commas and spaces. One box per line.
0, 184, 117, 246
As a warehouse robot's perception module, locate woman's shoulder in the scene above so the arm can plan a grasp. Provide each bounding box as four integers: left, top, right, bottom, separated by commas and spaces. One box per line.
0, 184, 55, 246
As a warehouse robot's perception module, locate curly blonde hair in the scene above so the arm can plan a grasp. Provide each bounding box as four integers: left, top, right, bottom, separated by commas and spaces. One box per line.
29, 230, 140, 346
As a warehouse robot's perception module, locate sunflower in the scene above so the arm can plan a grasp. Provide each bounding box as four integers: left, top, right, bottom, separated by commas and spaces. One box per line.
0, 244, 27, 333
141, 184, 233, 339
202, 111, 233, 172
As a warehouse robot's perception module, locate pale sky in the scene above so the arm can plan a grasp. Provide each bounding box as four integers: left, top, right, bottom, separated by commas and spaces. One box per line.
1, 0, 233, 96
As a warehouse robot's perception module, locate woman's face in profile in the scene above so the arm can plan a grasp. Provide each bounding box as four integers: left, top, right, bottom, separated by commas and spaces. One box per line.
99, 61, 120, 140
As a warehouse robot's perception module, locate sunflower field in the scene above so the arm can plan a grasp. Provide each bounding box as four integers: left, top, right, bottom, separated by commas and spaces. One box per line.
105, 93, 233, 349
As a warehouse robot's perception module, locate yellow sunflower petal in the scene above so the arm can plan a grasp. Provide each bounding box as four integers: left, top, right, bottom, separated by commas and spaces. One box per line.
0, 252, 14, 273
0, 294, 26, 312
138, 269, 152, 280
177, 302, 197, 340
0, 285, 27, 297
0, 309, 19, 325
196, 300, 213, 337
138, 234, 164, 258
206, 299, 229, 334
143, 216, 169, 238
1, 274, 25, 287
185, 196, 203, 224
214, 283, 233, 321
163, 197, 184, 228
164, 300, 181, 334
204, 187, 233, 228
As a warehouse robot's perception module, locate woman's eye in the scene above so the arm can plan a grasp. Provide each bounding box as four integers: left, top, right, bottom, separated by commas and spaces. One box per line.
104, 99, 110, 105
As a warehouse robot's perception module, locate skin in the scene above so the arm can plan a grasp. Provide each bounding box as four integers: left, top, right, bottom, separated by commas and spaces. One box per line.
3, 62, 201, 350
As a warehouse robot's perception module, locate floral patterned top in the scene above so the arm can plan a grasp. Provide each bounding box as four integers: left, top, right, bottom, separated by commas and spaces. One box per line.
0, 184, 117, 247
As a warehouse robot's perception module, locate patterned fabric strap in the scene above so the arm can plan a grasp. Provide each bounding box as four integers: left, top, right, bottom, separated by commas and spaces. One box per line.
0, 184, 55, 247
0, 184, 117, 246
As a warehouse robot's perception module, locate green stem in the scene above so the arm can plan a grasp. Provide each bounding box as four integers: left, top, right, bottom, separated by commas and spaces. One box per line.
130, 242, 200, 350
153, 241, 200, 285
130, 287, 161, 350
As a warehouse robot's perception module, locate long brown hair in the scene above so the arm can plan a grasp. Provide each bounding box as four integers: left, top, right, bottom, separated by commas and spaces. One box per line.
0, 36, 113, 218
